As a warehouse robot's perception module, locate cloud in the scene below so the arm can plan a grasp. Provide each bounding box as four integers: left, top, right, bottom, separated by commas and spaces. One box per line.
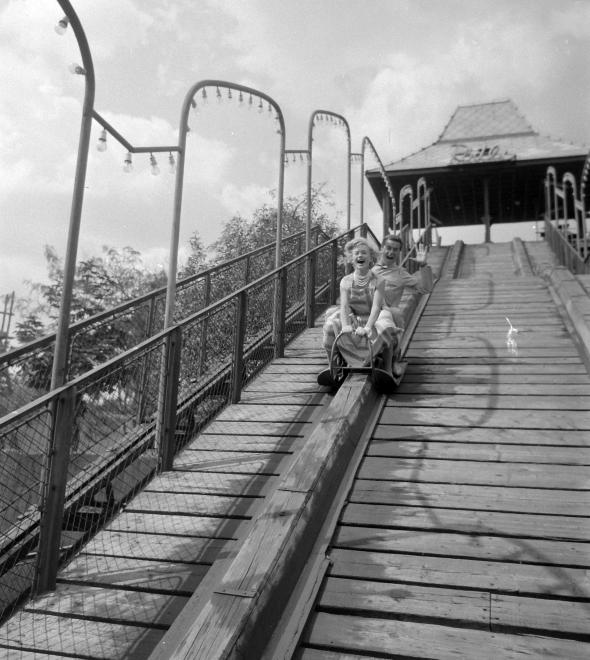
219, 182, 273, 217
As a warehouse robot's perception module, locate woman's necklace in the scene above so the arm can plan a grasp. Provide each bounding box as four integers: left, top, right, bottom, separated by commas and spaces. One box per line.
354, 271, 370, 287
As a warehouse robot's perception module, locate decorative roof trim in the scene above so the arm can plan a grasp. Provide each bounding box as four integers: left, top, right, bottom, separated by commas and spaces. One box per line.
438, 130, 537, 144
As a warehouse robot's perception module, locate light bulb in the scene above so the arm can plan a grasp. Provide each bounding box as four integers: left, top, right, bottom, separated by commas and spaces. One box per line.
150, 154, 160, 176
123, 152, 133, 173
69, 63, 86, 75
257, 98, 263, 113
201, 88, 208, 103
168, 153, 176, 173
96, 129, 107, 152
55, 17, 68, 35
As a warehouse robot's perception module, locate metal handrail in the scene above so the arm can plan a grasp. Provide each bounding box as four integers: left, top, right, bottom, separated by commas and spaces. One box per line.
543, 218, 590, 274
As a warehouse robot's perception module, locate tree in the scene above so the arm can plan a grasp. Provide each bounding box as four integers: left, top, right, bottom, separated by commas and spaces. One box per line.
178, 231, 208, 279
14, 245, 168, 384
208, 184, 340, 264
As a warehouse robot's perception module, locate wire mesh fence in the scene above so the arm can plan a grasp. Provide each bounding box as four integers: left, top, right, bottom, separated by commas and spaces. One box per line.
0, 402, 53, 626
0, 224, 374, 655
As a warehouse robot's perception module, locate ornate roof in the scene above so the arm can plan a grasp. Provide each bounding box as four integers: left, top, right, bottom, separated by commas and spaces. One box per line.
383, 99, 587, 172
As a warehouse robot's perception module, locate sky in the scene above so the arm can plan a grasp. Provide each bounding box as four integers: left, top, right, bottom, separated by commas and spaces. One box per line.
1, 0, 590, 317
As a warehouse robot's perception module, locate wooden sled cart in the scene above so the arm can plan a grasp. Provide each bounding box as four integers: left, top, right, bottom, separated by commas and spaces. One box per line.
317, 330, 406, 393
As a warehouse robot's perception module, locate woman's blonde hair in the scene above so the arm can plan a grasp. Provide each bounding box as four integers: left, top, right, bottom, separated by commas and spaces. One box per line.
343, 237, 378, 265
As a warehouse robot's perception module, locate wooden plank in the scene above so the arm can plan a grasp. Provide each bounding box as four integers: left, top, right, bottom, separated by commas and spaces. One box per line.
386, 393, 590, 410
413, 328, 571, 339
202, 420, 308, 436
319, 576, 490, 626
126, 491, 260, 517
248, 371, 324, 382
406, 347, 581, 357
60, 553, 208, 594
216, 403, 319, 423
421, 304, 561, 314
172, 450, 288, 474
172, 449, 289, 474
82, 530, 233, 565
298, 650, 372, 660
342, 502, 590, 542
409, 336, 575, 349
147, 471, 275, 496
406, 356, 583, 364
25, 582, 188, 627
417, 316, 566, 328
239, 392, 328, 405
349, 480, 590, 516
185, 434, 299, 452
328, 547, 590, 596
367, 440, 590, 464
398, 382, 590, 395
262, 364, 325, 374
377, 407, 590, 430
331, 530, 590, 568
372, 425, 590, 446
108, 512, 245, 539
359, 456, 590, 489
491, 593, 590, 637
405, 362, 589, 375
301, 612, 590, 660
0, 609, 165, 659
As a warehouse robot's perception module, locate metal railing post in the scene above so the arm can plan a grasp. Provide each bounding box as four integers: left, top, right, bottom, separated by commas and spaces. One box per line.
273, 270, 287, 358
158, 327, 181, 471
231, 291, 248, 403
198, 273, 211, 376
305, 252, 317, 328
330, 241, 339, 305
35, 385, 76, 594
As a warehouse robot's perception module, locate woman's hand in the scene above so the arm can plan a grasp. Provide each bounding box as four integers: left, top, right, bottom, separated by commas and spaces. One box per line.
355, 326, 372, 337
342, 324, 353, 334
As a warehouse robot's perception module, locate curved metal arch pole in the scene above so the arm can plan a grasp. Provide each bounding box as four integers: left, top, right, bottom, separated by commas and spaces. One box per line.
399, 184, 414, 234
580, 151, 590, 257
545, 166, 559, 227
164, 80, 286, 328
562, 172, 581, 255
359, 136, 396, 239
51, 0, 96, 390
305, 110, 351, 252
416, 177, 429, 235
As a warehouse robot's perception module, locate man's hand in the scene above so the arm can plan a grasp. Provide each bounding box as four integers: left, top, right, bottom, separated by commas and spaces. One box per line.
342, 324, 353, 334
413, 244, 428, 264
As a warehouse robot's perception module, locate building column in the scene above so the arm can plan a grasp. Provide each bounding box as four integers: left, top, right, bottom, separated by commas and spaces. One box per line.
483, 176, 491, 242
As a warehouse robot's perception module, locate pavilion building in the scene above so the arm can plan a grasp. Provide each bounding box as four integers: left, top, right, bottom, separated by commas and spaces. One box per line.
367, 99, 588, 241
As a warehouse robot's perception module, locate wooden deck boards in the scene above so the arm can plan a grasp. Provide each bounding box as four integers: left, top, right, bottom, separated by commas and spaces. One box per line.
298, 264, 590, 659
0, 329, 330, 659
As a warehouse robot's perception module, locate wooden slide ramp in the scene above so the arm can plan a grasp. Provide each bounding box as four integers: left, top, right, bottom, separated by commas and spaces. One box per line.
295, 251, 590, 658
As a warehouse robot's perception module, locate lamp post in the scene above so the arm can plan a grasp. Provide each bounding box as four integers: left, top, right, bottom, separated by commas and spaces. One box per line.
164, 81, 286, 329
305, 110, 351, 252
352, 136, 396, 240
51, 2, 180, 389
50, 0, 95, 390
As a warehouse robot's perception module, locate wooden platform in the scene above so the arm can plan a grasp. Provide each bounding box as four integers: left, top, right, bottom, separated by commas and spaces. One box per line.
0, 331, 331, 659
296, 264, 590, 658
